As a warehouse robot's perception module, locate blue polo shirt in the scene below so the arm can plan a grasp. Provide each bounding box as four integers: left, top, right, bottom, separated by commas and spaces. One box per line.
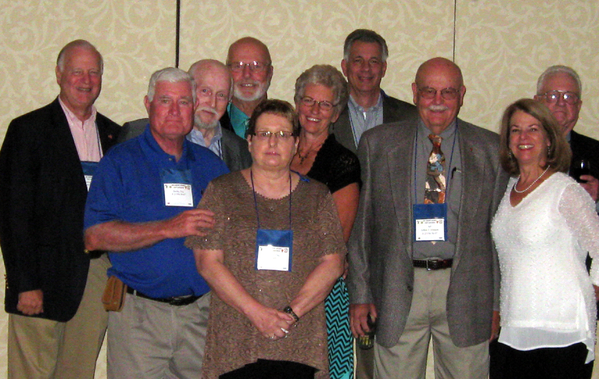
84, 126, 229, 298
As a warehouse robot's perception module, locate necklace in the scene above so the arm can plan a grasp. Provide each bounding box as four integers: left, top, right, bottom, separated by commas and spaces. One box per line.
296, 150, 310, 165
513, 166, 550, 193
296, 139, 325, 165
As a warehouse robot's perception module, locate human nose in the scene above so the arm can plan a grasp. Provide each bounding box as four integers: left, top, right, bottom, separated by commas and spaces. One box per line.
242, 63, 251, 78
169, 101, 181, 115
555, 93, 566, 106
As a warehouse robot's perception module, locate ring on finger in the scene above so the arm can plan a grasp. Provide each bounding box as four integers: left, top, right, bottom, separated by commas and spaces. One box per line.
281, 327, 289, 334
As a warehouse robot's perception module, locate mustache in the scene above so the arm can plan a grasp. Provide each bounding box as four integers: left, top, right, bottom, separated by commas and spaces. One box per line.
427, 105, 449, 112
197, 106, 219, 116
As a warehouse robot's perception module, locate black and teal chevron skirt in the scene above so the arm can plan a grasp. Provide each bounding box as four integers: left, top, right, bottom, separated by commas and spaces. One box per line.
326, 277, 354, 379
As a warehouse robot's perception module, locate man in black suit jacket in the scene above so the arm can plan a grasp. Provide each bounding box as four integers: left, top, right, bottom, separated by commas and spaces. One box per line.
119, 59, 251, 172
535, 65, 599, 198
0, 40, 120, 379
332, 29, 418, 155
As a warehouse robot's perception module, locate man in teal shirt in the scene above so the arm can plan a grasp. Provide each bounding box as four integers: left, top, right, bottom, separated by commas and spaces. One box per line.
222, 37, 273, 138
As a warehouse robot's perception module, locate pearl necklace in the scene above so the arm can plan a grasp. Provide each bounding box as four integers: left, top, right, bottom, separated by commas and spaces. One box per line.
513, 166, 550, 194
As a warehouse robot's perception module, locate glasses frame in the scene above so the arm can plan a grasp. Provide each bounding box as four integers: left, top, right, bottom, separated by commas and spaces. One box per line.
227, 61, 271, 73
539, 90, 580, 105
300, 96, 336, 111
417, 86, 461, 101
251, 130, 296, 140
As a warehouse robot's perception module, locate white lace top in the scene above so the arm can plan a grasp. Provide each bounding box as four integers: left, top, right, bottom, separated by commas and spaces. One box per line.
491, 172, 599, 363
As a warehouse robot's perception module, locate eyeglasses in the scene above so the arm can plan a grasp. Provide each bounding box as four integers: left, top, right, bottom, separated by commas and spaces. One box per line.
418, 87, 460, 101
227, 61, 270, 73
539, 90, 580, 105
300, 96, 335, 111
252, 130, 295, 140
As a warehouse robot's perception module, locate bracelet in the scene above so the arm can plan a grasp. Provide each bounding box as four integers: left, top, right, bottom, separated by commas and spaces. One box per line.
283, 306, 300, 322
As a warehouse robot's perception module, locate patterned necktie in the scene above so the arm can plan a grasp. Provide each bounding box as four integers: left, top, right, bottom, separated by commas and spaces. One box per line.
424, 134, 446, 204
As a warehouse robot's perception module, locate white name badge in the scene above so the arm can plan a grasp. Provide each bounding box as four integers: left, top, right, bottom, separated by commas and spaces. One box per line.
415, 218, 446, 241
164, 183, 193, 207
257, 245, 290, 271
84, 175, 93, 191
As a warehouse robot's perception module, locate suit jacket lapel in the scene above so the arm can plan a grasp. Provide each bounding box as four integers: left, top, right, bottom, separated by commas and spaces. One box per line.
49, 99, 87, 189
387, 124, 417, 255
453, 121, 485, 269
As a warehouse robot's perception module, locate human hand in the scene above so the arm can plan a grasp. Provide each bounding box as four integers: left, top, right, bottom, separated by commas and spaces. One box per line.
17, 290, 44, 315
350, 303, 377, 338
247, 305, 295, 341
162, 208, 215, 238
580, 175, 599, 201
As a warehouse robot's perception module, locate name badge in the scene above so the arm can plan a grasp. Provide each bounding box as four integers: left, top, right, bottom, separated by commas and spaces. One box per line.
161, 168, 194, 207
257, 245, 290, 271
255, 229, 293, 272
164, 183, 193, 207
413, 203, 447, 242
81, 161, 99, 192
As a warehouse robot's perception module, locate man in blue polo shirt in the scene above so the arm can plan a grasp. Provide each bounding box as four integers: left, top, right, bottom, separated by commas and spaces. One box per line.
84, 67, 228, 378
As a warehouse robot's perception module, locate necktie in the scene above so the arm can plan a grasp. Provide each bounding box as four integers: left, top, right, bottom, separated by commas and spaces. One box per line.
425, 134, 446, 204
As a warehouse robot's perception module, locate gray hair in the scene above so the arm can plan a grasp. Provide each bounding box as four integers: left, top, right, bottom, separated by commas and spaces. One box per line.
343, 29, 389, 62
188, 59, 233, 101
294, 65, 349, 116
147, 67, 197, 102
536, 65, 582, 99
56, 39, 103, 73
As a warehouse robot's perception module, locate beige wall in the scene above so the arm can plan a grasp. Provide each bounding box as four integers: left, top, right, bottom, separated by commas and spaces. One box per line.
0, 0, 597, 377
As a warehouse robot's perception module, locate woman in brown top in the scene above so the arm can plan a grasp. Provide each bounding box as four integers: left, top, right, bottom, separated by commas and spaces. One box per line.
186, 99, 346, 379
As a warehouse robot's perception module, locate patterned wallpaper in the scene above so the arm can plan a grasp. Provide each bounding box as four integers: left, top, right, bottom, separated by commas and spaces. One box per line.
0, 0, 597, 378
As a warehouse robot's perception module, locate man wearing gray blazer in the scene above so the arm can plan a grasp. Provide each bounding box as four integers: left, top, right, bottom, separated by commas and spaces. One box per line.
332, 29, 417, 155
118, 59, 251, 172
347, 57, 508, 378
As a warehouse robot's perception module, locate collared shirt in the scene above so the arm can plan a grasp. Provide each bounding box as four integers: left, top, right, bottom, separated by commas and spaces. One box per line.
84, 127, 229, 298
412, 119, 462, 260
187, 123, 224, 160
227, 102, 249, 139
347, 92, 384, 147
58, 96, 102, 162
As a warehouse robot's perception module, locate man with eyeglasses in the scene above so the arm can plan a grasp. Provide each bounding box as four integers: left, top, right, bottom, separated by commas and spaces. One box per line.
222, 36, 274, 139
119, 59, 252, 172
347, 57, 508, 378
534, 65, 599, 379
333, 29, 417, 155
535, 65, 599, 201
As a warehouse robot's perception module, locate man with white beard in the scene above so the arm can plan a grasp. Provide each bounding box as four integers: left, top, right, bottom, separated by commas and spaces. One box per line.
221, 37, 273, 138
119, 59, 252, 171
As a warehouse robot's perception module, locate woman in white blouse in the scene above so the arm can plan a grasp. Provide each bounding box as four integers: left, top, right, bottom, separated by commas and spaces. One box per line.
492, 98, 599, 378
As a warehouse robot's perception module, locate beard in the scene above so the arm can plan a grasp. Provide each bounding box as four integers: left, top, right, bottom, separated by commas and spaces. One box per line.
194, 106, 220, 129
233, 78, 270, 102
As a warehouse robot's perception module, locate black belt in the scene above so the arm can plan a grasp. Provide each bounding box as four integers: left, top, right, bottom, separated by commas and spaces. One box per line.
413, 259, 453, 270
126, 287, 201, 306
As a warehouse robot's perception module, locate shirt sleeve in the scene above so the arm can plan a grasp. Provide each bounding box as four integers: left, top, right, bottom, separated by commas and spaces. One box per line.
184, 181, 225, 250
84, 153, 125, 230
559, 182, 599, 285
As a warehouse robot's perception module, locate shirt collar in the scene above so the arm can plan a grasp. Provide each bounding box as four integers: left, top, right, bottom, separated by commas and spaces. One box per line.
348, 91, 384, 113
58, 96, 97, 126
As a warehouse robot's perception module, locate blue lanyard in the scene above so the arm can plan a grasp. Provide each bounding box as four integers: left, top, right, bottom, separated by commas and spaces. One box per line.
250, 170, 292, 229
413, 121, 459, 203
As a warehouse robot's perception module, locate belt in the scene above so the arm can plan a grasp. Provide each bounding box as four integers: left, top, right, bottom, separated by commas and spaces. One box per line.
413, 259, 453, 271
126, 287, 201, 306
